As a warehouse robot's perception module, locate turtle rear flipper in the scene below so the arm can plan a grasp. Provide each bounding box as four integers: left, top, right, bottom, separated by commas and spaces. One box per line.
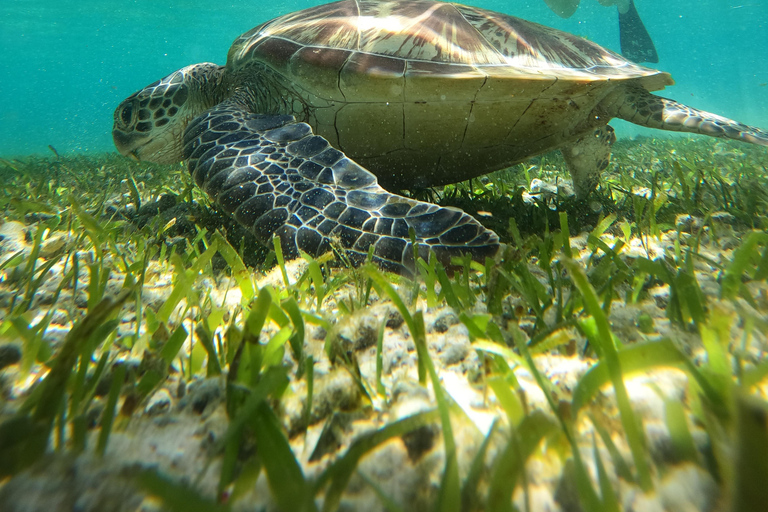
610, 85, 768, 147
182, 102, 499, 275
561, 126, 616, 198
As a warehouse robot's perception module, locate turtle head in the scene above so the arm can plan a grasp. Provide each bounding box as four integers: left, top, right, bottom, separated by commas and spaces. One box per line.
113, 63, 225, 164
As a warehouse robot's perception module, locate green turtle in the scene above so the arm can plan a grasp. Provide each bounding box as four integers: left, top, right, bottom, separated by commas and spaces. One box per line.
113, 0, 768, 274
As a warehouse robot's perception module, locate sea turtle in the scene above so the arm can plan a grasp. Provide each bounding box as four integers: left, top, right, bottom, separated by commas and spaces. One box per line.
113, 0, 768, 274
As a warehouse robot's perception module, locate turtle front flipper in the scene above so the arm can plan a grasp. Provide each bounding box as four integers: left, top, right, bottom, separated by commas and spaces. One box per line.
183, 102, 499, 275
611, 85, 768, 147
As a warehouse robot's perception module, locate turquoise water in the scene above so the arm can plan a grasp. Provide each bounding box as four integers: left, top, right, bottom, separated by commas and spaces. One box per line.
0, 0, 766, 157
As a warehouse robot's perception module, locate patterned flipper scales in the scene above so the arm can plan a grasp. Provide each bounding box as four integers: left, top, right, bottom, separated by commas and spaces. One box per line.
183, 102, 500, 274
615, 86, 768, 147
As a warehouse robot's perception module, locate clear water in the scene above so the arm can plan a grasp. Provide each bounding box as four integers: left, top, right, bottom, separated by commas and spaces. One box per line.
0, 0, 766, 157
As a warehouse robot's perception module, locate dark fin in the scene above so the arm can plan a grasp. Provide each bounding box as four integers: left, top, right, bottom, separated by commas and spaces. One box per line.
182, 101, 499, 275
561, 125, 616, 198
619, 0, 658, 64
613, 85, 768, 147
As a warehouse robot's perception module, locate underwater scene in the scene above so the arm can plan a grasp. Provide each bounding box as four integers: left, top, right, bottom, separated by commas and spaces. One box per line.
1, 0, 767, 510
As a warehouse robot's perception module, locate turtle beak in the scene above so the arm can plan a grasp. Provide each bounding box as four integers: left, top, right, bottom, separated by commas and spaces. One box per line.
112, 129, 134, 156
113, 128, 145, 161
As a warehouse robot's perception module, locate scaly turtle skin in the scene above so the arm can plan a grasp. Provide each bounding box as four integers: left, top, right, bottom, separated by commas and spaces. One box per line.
113, 0, 768, 274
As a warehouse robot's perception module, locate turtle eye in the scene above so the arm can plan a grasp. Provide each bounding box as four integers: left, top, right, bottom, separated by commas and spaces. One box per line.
120, 103, 134, 126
